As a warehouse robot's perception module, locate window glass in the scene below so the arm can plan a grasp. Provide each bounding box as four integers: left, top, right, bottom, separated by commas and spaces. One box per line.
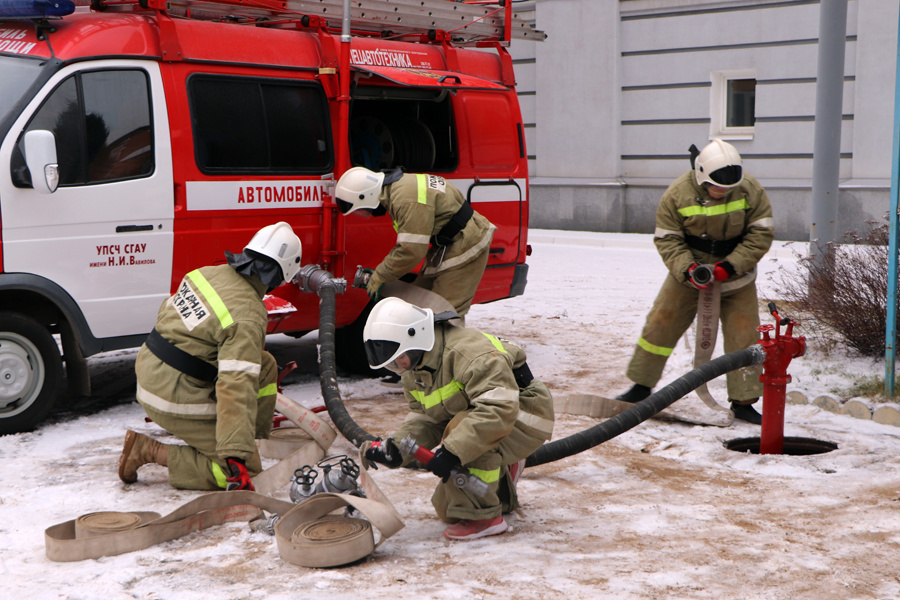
726, 78, 756, 128
0, 56, 45, 125
11, 69, 153, 187
710, 69, 756, 140
189, 76, 333, 174
82, 70, 154, 182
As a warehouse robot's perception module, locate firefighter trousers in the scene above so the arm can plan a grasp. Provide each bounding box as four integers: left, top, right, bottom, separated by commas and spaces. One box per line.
149, 351, 279, 490
430, 382, 552, 522
625, 274, 763, 402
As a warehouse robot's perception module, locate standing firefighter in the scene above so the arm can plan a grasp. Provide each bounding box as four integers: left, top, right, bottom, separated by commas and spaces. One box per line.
118, 222, 303, 490
334, 166, 495, 322
361, 297, 554, 540
614, 140, 774, 424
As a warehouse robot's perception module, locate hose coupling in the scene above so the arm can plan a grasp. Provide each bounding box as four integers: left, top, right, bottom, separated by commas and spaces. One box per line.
296, 264, 347, 295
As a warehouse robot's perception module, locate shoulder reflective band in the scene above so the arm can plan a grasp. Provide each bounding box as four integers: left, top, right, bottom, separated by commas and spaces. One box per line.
186, 270, 234, 330
415, 173, 428, 204
481, 332, 508, 353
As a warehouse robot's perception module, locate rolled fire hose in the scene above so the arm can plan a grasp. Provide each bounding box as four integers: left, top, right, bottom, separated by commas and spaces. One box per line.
692, 280, 734, 425
249, 393, 336, 495
45, 447, 404, 567
525, 345, 766, 467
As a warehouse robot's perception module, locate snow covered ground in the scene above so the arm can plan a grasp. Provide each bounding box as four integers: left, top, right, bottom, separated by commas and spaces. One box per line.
3, 229, 899, 600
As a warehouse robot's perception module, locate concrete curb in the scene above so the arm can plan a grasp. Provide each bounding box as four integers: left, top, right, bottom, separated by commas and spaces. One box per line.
787, 390, 900, 426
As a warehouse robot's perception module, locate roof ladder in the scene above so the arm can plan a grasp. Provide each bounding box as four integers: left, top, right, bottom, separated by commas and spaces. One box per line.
157, 0, 546, 44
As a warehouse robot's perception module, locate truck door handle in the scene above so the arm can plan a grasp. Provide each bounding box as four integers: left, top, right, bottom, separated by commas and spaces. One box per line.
116, 224, 154, 233
439, 75, 462, 84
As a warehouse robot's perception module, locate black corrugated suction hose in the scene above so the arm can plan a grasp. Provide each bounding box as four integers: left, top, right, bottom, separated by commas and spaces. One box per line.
525, 345, 766, 467
316, 280, 378, 447
313, 274, 766, 462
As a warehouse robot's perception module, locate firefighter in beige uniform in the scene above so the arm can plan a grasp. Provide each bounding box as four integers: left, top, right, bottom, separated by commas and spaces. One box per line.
334, 167, 495, 321
614, 140, 774, 424
118, 222, 303, 490
361, 297, 554, 540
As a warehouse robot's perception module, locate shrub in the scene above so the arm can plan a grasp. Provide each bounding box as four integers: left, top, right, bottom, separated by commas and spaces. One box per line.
770, 218, 888, 357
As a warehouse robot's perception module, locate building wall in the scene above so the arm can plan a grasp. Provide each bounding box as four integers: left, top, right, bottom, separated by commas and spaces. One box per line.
514, 0, 900, 241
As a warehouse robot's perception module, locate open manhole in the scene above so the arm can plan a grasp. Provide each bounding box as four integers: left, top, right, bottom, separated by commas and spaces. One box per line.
725, 436, 838, 455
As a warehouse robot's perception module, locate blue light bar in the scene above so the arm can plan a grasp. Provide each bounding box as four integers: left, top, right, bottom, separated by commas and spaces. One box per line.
0, 0, 75, 17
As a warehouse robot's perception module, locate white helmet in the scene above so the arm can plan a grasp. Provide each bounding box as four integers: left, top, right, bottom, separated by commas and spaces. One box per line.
334, 166, 385, 215
363, 297, 435, 370
244, 222, 303, 283
694, 139, 744, 188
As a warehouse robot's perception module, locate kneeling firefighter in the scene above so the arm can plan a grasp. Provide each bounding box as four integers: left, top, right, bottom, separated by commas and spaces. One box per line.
361, 297, 554, 540
119, 222, 304, 491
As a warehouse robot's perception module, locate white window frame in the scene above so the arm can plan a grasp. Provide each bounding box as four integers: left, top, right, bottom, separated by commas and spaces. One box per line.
709, 69, 756, 141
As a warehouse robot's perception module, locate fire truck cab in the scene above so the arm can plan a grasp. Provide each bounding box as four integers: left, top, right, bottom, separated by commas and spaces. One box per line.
0, 0, 542, 433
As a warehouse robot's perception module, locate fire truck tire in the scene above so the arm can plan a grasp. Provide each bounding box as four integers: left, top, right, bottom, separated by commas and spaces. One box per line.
0, 312, 63, 435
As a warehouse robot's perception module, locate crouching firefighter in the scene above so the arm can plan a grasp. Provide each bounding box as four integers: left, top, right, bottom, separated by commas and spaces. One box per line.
334, 166, 495, 323
118, 222, 304, 491
361, 297, 554, 540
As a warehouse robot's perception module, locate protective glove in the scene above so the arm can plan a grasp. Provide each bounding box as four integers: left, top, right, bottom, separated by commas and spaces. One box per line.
685, 263, 711, 290
713, 261, 736, 282
225, 457, 254, 491
366, 271, 384, 301
364, 437, 403, 469
425, 446, 461, 483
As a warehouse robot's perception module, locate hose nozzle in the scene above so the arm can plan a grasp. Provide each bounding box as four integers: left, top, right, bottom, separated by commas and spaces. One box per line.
352, 265, 370, 289
689, 264, 714, 287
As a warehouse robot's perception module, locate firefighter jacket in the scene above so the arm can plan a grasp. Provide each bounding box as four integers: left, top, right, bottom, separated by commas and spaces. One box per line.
371, 173, 495, 290
392, 323, 555, 466
654, 172, 774, 292
135, 264, 270, 463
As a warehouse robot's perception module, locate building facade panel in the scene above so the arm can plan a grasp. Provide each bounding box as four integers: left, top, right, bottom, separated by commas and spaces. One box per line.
525, 0, 893, 241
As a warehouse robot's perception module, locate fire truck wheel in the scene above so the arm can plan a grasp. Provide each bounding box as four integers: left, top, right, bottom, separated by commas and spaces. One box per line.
0, 312, 63, 435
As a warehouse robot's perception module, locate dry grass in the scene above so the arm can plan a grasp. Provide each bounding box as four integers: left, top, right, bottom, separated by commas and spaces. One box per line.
770, 218, 889, 357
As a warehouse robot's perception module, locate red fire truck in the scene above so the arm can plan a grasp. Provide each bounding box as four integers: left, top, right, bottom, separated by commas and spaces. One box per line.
0, 0, 542, 433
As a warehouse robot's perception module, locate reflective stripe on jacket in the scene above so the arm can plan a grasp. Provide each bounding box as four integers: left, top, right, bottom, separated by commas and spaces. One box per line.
394, 324, 554, 466
654, 172, 774, 289
375, 173, 495, 282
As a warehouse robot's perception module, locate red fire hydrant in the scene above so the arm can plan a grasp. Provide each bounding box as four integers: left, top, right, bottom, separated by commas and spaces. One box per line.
756, 303, 806, 454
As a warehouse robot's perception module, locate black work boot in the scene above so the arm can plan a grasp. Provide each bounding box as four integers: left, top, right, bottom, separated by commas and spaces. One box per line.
615, 384, 652, 404
731, 400, 762, 425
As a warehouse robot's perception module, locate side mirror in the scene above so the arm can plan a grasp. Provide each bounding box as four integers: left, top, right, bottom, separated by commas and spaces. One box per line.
24, 130, 59, 194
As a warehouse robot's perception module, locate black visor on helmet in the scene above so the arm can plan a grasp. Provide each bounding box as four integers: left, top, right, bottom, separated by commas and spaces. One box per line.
708, 165, 743, 187
364, 339, 401, 368
336, 198, 354, 214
